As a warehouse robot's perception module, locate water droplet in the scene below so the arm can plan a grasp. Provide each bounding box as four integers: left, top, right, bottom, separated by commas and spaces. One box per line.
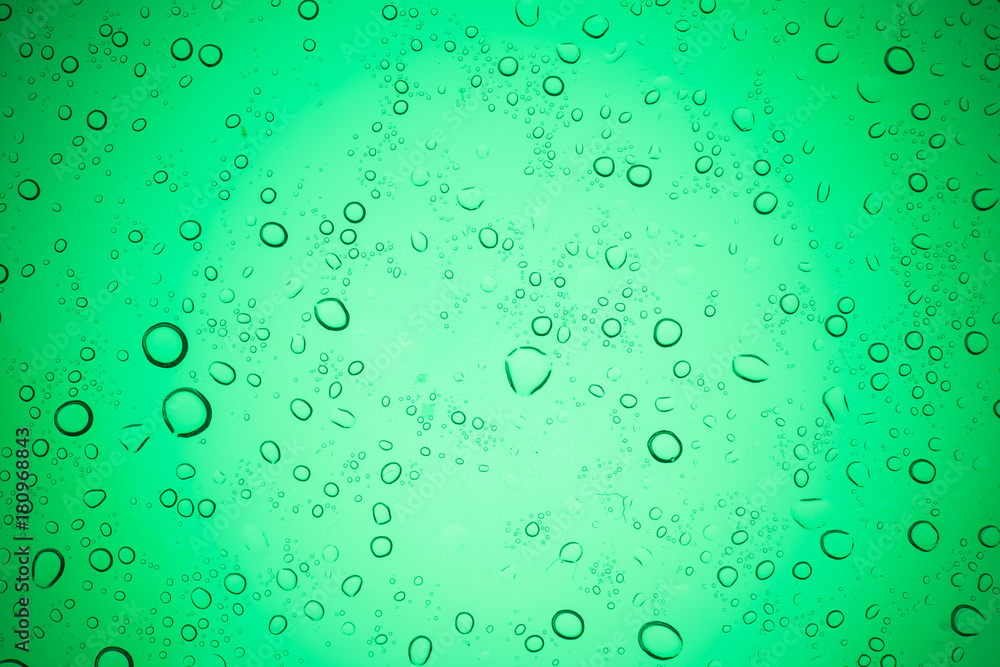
551, 609, 584, 639
717, 566, 738, 587
408, 635, 432, 665
224, 572, 247, 594
498, 56, 519, 76
457, 186, 485, 210
315, 298, 350, 330
336, 575, 366, 602
626, 164, 652, 187
846, 461, 870, 487
732, 354, 770, 382
456, 612, 475, 634
647, 430, 682, 463
411, 231, 429, 252
653, 318, 682, 347
259, 222, 288, 247
371, 536, 393, 558
95, 647, 134, 667
791, 498, 832, 529
820, 530, 854, 559
505, 346, 552, 396
753, 192, 778, 214
268, 615, 287, 635
731, 107, 755, 131
344, 201, 366, 222
142, 323, 188, 368
32, 548, 65, 588
972, 188, 997, 211
857, 75, 885, 103
885, 46, 914, 74
815, 43, 840, 63
542, 75, 565, 96
83, 489, 107, 508
605, 245, 627, 269
208, 361, 236, 385
557, 43, 581, 63
17, 178, 40, 200
162, 388, 212, 438
951, 605, 985, 636
637, 621, 683, 660
582, 14, 609, 38
290, 398, 313, 421
54, 400, 94, 436
304, 600, 324, 620
593, 156, 615, 177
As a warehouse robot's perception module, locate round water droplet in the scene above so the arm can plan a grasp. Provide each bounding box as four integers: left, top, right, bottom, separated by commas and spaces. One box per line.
884, 46, 914, 74
717, 566, 738, 587
198, 43, 223, 67
54, 400, 93, 436
551, 609, 584, 639
304, 600, 324, 620
732, 354, 770, 382
638, 621, 683, 660
171, 37, 193, 61
647, 430, 682, 463
290, 398, 313, 421
259, 222, 287, 247
142, 323, 188, 368
753, 192, 778, 214
557, 42, 581, 63
531, 316, 553, 336
908, 521, 939, 552
381, 462, 402, 484
95, 647, 134, 667
653, 318, 682, 347
162, 388, 212, 438
755, 560, 774, 580
315, 298, 349, 331
909, 459, 936, 484
344, 201, 366, 222
371, 536, 393, 558
601, 318, 622, 337
978, 525, 1000, 547
816, 43, 839, 63
779, 293, 800, 314
542, 76, 565, 96
18, 179, 40, 200
825, 315, 848, 337
820, 530, 854, 559
505, 346, 552, 396
626, 165, 652, 187
224, 572, 247, 594
498, 56, 519, 76
593, 156, 615, 177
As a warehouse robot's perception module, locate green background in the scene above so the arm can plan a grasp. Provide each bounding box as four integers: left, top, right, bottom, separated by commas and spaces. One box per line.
2, 0, 1000, 665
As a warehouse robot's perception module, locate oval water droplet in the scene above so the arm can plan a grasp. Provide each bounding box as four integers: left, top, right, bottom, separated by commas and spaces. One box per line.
732, 354, 770, 382
83, 489, 107, 508
514, 0, 539, 27
208, 361, 236, 385
315, 298, 349, 331
638, 621, 683, 660
456, 612, 475, 634
408, 635, 432, 666
884, 46, 914, 74
951, 605, 985, 637
820, 529, 854, 559
731, 107, 755, 131
551, 609, 584, 639
411, 231, 429, 252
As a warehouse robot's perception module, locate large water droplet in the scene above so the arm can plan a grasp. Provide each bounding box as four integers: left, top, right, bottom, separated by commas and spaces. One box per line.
647, 430, 682, 463
732, 354, 770, 382
504, 346, 552, 396
551, 609, 584, 639
908, 521, 939, 552
32, 548, 65, 588
162, 388, 212, 438
638, 621, 683, 660
820, 529, 854, 559
54, 400, 94, 436
408, 635, 432, 666
315, 298, 349, 331
142, 323, 188, 367
731, 107, 755, 131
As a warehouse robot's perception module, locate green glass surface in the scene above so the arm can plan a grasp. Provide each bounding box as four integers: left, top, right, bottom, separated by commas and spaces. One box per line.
2, 1, 1000, 665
